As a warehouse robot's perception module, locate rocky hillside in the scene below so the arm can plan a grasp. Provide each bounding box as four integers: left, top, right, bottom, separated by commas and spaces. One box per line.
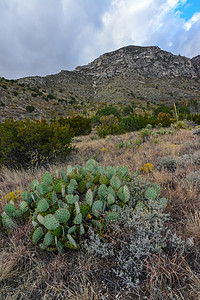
0, 45, 200, 120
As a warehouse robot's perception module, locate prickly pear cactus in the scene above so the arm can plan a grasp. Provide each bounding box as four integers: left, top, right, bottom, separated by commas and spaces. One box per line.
0, 158, 166, 255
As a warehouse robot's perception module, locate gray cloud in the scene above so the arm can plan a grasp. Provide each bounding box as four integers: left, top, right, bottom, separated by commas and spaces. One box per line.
0, 0, 199, 79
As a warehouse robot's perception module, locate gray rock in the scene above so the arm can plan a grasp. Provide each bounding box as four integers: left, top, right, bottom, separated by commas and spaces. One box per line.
192, 128, 200, 135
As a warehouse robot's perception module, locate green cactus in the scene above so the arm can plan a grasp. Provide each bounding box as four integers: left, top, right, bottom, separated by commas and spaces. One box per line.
99, 175, 110, 185
98, 184, 108, 201
4, 203, 16, 217
19, 201, 28, 213
77, 180, 86, 193
107, 193, 115, 205
117, 166, 129, 178
158, 197, 167, 209
85, 189, 93, 207
38, 182, 49, 196
43, 232, 54, 247
1, 214, 16, 229
80, 224, 85, 235
145, 187, 158, 200
85, 159, 99, 173
67, 234, 78, 248
92, 200, 103, 217
68, 225, 77, 234
93, 172, 101, 184
110, 176, 121, 190
49, 225, 62, 237
37, 199, 49, 212
67, 183, 75, 194
53, 179, 66, 194
106, 211, 120, 221
80, 204, 90, 218
32, 227, 44, 244
13, 209, 23, 218
37, 214, 44, 225
105, 166, 117, 179
54, 208, 70, 223
75, 202, 80, 215
117, 185, 130, 203
43, 214, 60, 230
66, 194, 74, 204
42, 172, 53, 185
61, 168, 68, 182
74, 213, 83, 225
67, 165, 73, 176
30, 180, 39, 191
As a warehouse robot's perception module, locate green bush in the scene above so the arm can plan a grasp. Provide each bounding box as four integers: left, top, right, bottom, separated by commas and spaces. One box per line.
26, 105, 35, 113
57, 115, 92, 136
92, 106, 120, 124
120, 113, 155, 132
0, 118, 75, 168
96, 115, 124, 137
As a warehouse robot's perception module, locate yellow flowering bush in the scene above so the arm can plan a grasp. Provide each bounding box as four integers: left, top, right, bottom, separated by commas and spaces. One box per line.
2, 190, 23, 202
140, 163, 153, 173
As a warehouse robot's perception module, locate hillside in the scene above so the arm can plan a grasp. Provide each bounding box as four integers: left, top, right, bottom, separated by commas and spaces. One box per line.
0, 45, 200, 120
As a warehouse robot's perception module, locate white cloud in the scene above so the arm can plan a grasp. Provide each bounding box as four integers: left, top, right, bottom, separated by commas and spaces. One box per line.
184, 11, 200, 30
0, 0, 199, 79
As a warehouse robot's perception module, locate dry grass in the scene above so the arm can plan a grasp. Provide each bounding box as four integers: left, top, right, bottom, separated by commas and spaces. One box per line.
0, 128, 200, 299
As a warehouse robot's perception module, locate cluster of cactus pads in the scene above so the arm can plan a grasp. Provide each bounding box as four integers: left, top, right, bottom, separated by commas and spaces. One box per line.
0, 159, 168, 254
0, 159, 131, 254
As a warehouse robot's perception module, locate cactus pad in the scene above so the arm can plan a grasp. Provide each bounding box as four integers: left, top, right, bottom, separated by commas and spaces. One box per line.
43, 214, 60, 230
43, 232, 54, 247
32, 227, 44, 244
37, 199, 49, 212
99, 175, 110, 185
74, 213, 83, 225
86, 189, 93, 207
145, 187, 158, 200
4, 203, 16, 217
54, 208, 70, 223
110, 176, 121, 190
42, 172, 53, 185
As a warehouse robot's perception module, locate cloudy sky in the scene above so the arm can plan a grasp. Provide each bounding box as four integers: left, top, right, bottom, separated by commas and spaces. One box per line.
0, 0, 200, 79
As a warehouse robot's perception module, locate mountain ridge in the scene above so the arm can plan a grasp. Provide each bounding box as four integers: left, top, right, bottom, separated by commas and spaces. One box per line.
0, 45, 200, 120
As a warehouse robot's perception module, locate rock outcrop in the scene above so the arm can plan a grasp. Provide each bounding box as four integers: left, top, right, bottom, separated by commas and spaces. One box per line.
75, 46, 199, 82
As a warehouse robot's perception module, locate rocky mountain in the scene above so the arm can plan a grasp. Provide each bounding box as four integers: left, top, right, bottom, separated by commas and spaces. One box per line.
0, 45, 200, 120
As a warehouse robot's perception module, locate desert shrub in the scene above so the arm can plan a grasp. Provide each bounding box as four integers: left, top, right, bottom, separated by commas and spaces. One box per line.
96, 115, 124, 137
47, 93, 56, 99
57, 115, 92, 136
157, 112, 172, 127
120, 113, 155, 132
26, 105, 35, 113
186, 171, 200, 191
122, 105, 134, 116
0, 118, 74, 168
189, 114, 200, 125
92, 106, 120, 124
13, 91, 18, 96
0, 101, 5, 107
156, 156, 177, 172
153, 104, 173, 116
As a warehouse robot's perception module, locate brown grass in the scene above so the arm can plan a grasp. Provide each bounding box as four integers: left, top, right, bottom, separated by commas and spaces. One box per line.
0, 128, 200, 299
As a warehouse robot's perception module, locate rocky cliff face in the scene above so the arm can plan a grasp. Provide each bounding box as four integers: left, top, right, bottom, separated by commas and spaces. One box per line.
191, 55, 200, 76
75, 46, 199, 82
